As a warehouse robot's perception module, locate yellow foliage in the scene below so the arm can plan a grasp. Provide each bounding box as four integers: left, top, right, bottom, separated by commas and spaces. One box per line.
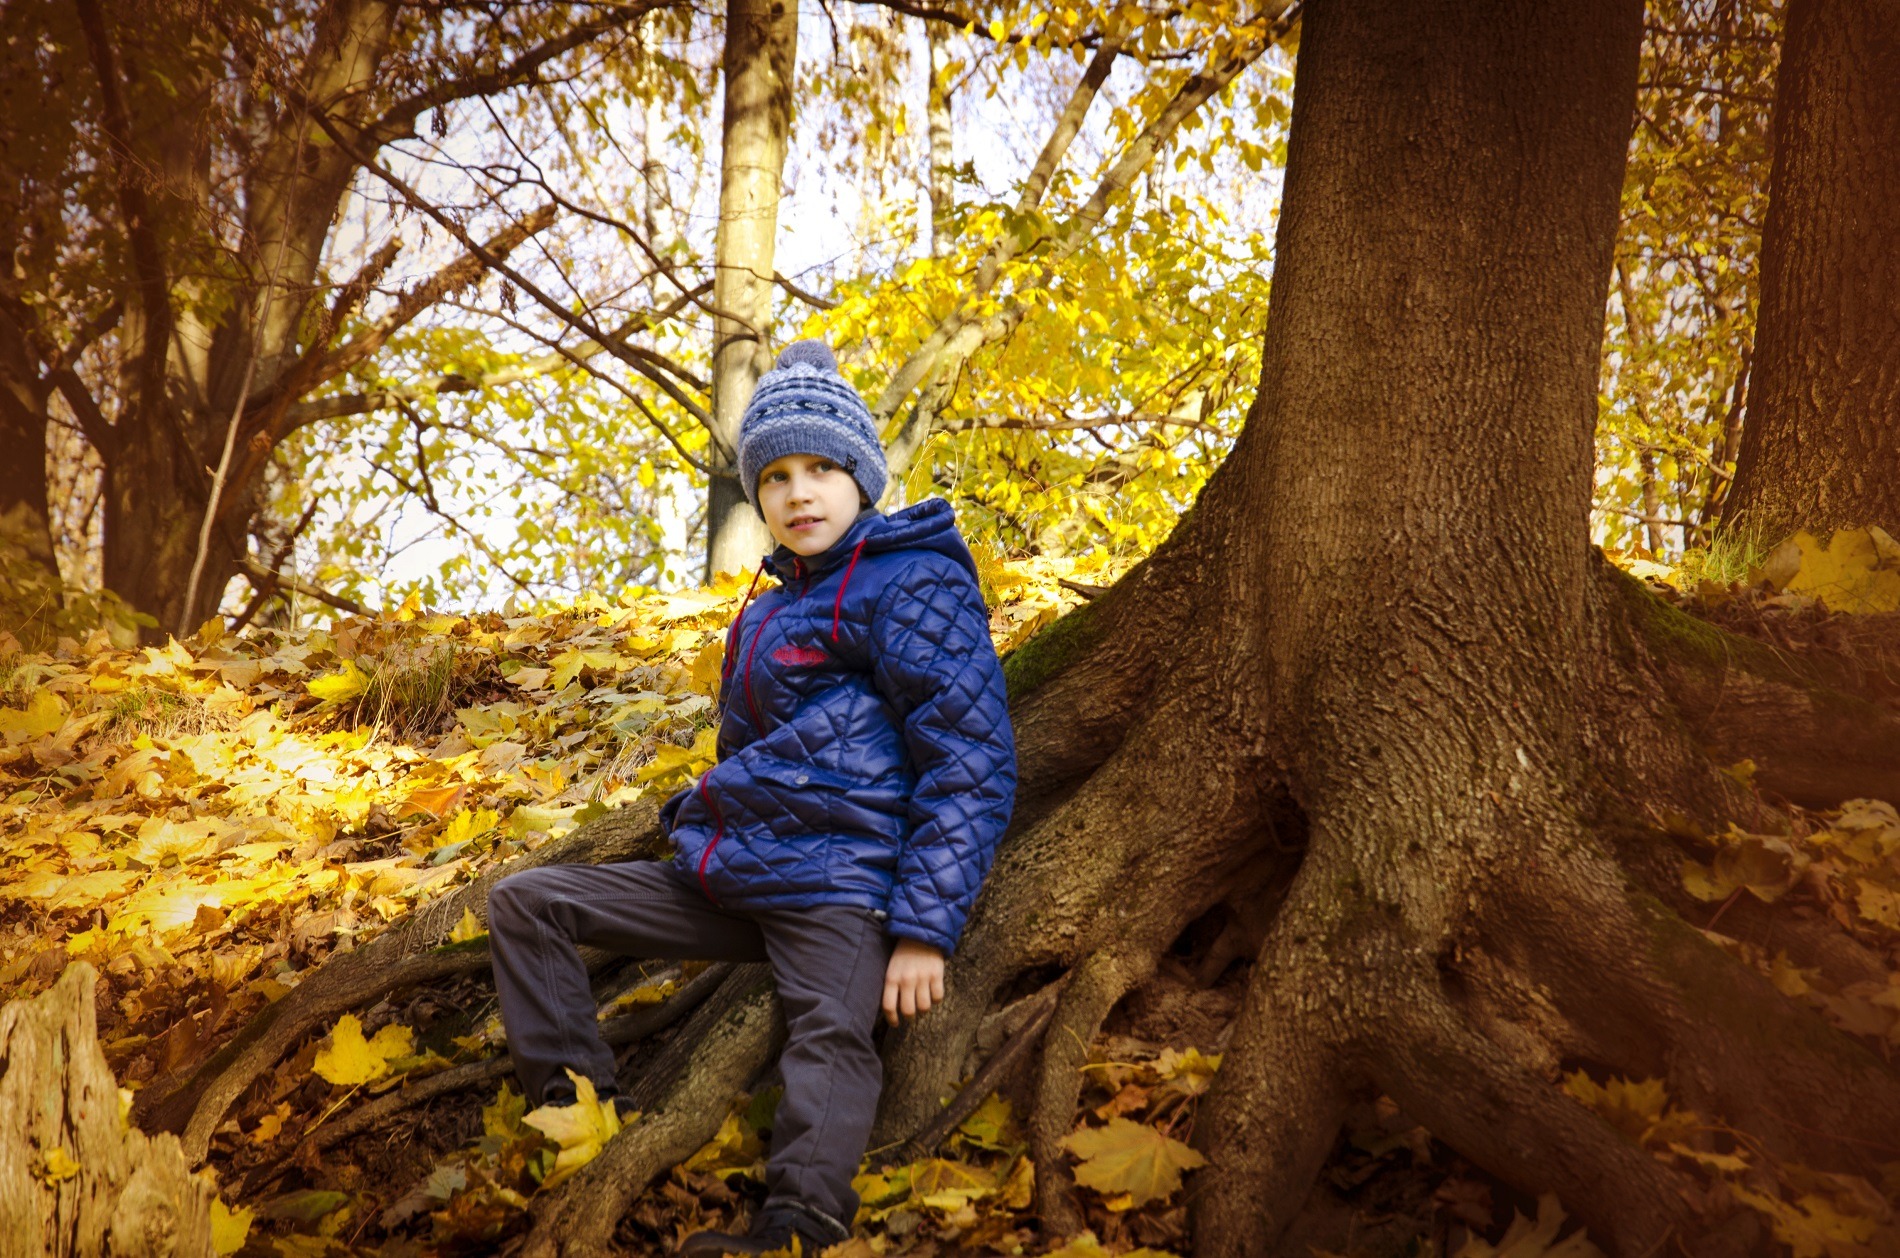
523, 1071, 626, 1188
210, 1199, 254, 1256
1454, 1194, 1603, 1258
313, 1014, 416, 1086
1755, 528, 1900, 614
37, 1145, 80, 1184
1059, 1116, 1206, 1208
305, 659, 372, 704
0, 689, 65, 743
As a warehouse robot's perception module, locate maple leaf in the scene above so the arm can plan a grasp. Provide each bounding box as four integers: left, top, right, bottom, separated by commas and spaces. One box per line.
1561, 1071, 1696, 1148
523, 1070, 626, 1188
313, 1013, 416, 1085
1756, 527, 1900, 614
907, 1157, 996, 1212
448, 907, 487, 944
1454, 1194, 1603, 1258
1060, 1117, 1206, 1208
0, 688, 65, 743
210, 1199, 254, 1256
681, 1106, 764, 1178
483, 1083, 528, 1140
306, 660, 371, 704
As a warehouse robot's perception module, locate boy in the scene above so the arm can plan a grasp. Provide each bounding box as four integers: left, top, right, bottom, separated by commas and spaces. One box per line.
486, 339, 1018, 1255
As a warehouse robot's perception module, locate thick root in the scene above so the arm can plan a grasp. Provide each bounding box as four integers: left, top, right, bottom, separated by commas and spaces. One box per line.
1190, 933, 1349, 1258
873, 709, 1274, 1144
144, 801, 665, 1162
1028, 949, 1155, 1237
519, 965, 781, 1258
281, 962, 734, 1176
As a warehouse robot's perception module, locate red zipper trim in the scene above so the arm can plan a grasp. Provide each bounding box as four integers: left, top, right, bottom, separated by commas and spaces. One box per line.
830, 539, 868, 641
721, 560, 769, 684
695, 778, 725, 903
742, 602, 786, 733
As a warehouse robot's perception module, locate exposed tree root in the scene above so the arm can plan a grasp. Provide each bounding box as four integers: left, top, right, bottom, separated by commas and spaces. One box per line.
875, 981, 1061, 1172
143, 801, 666, 1162
1029, 949, 1156, 1236
282, 962, 733, 1174
873, 705, 1277, 1146
519, 965, 781, 1258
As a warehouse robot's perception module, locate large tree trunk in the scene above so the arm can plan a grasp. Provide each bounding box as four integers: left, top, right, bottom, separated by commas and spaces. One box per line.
1724, 0, 1900, 539
703, 0, 797, 580
135, 3, 1900, 1251
0, 358, 62, 642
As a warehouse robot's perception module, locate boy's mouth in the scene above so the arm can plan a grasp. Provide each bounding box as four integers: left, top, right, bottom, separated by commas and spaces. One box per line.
788, 514, 824, 531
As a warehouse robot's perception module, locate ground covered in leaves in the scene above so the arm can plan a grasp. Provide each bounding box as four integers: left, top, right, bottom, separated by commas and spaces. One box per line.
3, 538, 1900, 1257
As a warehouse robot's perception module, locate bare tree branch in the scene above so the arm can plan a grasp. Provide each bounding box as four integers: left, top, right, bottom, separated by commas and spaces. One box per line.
360, 3, 674, 150
241, 555, 369, 616
305, 204, 559, 389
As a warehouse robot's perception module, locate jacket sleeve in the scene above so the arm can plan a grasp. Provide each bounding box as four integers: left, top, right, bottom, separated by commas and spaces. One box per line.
870, 555, 1017, 953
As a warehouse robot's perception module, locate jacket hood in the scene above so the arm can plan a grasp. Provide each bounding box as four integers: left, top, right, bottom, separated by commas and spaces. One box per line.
763, 498, 977, 583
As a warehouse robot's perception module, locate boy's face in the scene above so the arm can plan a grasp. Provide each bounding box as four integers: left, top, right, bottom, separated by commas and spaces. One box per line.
758, 453, 864, 556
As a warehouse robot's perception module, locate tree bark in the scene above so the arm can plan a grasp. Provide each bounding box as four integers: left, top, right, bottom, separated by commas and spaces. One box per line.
1724, 0, 1900, 540
924, 19, 954, 259
138, 3, 1900, 1250
0, 963, 216, 1256
704, 0, 798, 580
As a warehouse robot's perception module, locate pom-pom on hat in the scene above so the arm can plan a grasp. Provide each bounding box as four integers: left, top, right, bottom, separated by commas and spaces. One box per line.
737, 339, 888, 514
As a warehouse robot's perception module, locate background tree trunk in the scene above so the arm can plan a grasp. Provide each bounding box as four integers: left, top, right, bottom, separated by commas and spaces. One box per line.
0, 362, 62, 642
704, 0, 798, 579
925, 19, 955, 259
1724, 0, 1900, 540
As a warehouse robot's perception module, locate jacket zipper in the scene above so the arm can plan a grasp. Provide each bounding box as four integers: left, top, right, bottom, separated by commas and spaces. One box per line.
695, 777, 726, 903
706, 545, 849, 904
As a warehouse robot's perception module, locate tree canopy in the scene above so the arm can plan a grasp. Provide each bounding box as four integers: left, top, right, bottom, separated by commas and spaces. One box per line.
6, 0, 1900, 1255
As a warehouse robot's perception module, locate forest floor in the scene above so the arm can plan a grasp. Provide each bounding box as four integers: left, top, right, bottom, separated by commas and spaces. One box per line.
2, 535, 1898, 1257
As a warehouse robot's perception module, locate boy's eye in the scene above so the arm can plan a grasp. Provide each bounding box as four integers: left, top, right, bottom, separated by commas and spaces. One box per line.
813, 459, 836, 472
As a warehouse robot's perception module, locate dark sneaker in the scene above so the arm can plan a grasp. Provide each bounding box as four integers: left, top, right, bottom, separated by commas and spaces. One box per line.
678, 1200, 851, 1256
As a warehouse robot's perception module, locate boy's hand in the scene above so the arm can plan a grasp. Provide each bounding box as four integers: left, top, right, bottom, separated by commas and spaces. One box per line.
882, 939, 945, 1026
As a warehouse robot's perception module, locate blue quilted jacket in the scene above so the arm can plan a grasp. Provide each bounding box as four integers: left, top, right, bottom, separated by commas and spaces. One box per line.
659, 499, 1017, 953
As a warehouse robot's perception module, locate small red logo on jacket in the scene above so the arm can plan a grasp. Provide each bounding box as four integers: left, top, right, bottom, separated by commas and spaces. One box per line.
771, 643, 831, 667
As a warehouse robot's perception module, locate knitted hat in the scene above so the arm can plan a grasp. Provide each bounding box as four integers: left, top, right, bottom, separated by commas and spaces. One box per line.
737, 340, 888, 514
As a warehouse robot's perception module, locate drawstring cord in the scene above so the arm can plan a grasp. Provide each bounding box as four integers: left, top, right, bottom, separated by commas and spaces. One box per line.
831, 539, 867, 641
721, 559, 769, 684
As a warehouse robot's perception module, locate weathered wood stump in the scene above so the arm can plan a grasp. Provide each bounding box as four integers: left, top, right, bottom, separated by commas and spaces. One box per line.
0, 962, 214, 1257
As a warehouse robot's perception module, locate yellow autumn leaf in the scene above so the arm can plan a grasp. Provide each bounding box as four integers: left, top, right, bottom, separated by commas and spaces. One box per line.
448, 907, 487, 943
306, 659, 372, 704
523, 1070, 625, 1188
635, 726, 718, 786
0, 688, 65, 743
38, 1145, 81, 1184
313, 1013, 416, 1086
483, 1082, 528, 1140
1758, 527, 1900, 613
1060, 1117, 1206, 1208
1455, 1193, 1603, 1258
688, 637, 725, 696
210, 1199, 254, 1255
682, 1107, 763, 1177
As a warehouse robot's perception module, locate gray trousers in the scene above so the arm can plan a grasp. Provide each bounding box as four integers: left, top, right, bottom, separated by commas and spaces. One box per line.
486, 860, 893, 1224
